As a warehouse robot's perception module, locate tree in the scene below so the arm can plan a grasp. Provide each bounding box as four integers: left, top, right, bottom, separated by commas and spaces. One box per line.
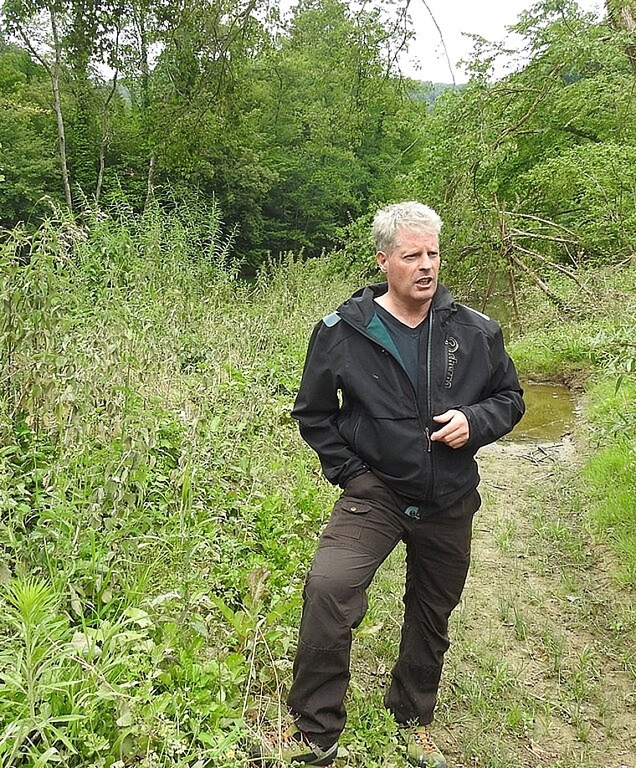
2, 0, 74, 207
400, 0, 636, 304
252, 0, 421, 258
0, 0, 424, 268
0, 39, 61, 225
1, 0, 129, 212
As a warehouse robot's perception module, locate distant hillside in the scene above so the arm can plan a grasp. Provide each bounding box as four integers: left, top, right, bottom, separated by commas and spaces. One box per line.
410, 81, 466, 106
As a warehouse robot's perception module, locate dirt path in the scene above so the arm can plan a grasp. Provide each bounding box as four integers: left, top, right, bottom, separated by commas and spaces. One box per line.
442, 439, 636, 767
357, 438, 636, 768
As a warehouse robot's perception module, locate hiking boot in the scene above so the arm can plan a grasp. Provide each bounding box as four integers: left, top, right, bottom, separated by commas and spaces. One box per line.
253, 723, 338, 766
402, 725, 447, 768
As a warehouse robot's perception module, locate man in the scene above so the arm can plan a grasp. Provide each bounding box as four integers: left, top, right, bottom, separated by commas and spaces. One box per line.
259, 201, 524, 767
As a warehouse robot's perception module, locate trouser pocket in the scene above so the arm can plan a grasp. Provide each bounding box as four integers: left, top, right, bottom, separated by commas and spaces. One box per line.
324, 498, 373, 540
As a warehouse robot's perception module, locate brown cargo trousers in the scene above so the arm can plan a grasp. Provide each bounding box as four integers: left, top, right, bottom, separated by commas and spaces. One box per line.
287, 471, 481, 749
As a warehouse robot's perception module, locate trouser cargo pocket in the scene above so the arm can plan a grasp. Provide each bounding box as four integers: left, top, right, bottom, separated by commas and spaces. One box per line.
325, 498, 372, 540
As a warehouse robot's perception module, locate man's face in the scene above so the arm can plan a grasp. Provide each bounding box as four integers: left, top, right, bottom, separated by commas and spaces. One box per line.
376, 229, 440, 309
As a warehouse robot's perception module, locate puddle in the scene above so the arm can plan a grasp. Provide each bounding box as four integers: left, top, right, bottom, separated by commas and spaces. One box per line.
463, 292, 577, 443
506, 381, 576, 443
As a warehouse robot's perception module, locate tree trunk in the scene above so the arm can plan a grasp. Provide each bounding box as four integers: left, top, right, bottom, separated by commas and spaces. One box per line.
96, 71, 119, 206
606, 0, 636, 76
16, 4, 73, 210
145, 153, 156, 211
49, 6, 73, 209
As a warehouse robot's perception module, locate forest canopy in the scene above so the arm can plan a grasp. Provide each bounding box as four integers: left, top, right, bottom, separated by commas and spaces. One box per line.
1, 0, 635, 278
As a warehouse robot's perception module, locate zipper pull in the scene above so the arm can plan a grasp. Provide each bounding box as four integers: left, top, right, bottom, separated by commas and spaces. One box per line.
425, 427, 432, 453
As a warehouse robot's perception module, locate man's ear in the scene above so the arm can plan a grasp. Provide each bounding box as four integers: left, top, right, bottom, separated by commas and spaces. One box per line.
376, 251, 387, 273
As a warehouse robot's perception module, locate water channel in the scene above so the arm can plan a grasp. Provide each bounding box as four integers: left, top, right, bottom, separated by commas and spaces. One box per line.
506, 381, 576, 443
473, 292, 577, 443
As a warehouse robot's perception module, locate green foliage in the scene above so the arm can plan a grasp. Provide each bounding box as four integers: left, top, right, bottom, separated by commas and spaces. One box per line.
0, 577, 167, 766
508, 263, 636, 380
0, 43, 62, 225
522, 142, 636, 259
0, 208, 354, 764
2, 0, 636, 279
1, 0, 422, 266
400, 0, 636, 303
323, 209, 379, 280
580, 377, 636, 584
583, 439, 636, 585
250, 0, 419, 261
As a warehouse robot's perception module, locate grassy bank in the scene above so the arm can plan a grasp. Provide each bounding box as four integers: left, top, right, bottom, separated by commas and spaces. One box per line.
507, 268, 636, 585
1, 208, 634, 766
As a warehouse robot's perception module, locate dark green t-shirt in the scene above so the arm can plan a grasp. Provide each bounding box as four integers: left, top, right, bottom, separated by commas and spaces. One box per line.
374, 302, 429, 391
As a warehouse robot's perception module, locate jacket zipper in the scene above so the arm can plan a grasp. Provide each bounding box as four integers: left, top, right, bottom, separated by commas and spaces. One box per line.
423, 308, 435, 498
361, 308, 437, 500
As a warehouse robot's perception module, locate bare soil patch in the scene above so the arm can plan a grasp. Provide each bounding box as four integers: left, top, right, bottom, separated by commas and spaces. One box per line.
440, 438, 636, 767
356, 438, 636, 767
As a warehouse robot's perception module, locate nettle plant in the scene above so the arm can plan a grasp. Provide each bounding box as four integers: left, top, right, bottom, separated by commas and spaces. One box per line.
0, 206, 346, 764
0, 577, 148, 765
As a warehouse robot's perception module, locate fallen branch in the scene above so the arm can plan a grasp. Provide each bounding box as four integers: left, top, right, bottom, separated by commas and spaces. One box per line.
510, 243, 595, 299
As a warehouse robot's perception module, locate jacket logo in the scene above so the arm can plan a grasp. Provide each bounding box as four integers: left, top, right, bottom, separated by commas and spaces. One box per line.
444, 337, 459, 389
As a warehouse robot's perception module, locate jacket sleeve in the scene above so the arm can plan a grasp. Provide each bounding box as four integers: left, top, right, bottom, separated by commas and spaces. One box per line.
292, 321, 368, 488
460, 325, 525, 448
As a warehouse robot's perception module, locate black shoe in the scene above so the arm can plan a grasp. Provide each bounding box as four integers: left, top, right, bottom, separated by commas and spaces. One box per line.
253, 724, 338, 766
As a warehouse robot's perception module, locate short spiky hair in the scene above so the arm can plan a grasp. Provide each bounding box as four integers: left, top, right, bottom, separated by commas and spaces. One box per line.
372, 201, 442, 254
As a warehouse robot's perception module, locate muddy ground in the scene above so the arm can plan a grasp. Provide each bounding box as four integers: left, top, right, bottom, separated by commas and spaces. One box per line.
357, 438, 636, 767
445, 439, 634, 767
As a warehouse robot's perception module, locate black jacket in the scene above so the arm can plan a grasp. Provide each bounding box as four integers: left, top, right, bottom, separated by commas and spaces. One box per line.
292, 282, 525, 514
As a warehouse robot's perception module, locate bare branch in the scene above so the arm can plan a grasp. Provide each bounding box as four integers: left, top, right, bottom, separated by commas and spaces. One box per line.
493, 72, 559, 150
505, 250, 568, 309
417, 0, 456, 86
503, 211, 581, 238
510, 242, 595, 298
508, 229, 576, 245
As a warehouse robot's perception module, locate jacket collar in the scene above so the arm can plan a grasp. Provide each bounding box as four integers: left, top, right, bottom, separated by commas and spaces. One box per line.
338, 282, 455, 330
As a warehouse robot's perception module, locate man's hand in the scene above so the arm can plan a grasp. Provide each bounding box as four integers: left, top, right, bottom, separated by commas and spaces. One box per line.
430, 409, 469, 449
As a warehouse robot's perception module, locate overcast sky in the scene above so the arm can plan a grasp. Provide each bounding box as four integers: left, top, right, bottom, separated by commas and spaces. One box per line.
400, 0, 604, 83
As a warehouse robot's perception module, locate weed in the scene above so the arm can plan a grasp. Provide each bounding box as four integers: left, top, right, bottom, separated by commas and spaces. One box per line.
493, 517, 517, 553
1, 211, 636, 766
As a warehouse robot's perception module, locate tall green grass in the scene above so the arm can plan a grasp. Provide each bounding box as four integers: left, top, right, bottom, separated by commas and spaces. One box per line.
1, 204, 634, 766
0, 203, 353, 766
579, 378, 636, 585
